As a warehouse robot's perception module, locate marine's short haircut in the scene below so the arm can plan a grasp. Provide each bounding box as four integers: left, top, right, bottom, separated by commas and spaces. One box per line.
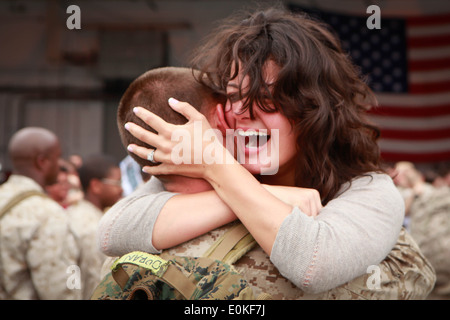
117, 67, 225, 167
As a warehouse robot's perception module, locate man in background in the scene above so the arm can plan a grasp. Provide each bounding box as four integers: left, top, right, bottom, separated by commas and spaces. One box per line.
0, 127, 80, 300
68, 154, 123, 299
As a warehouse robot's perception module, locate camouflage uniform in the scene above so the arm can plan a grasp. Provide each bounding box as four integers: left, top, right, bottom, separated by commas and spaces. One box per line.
67, 199, 107, 299
100, 221, 435, 300
0, 175, 81, 300
409, 184, 450, 299
165, 222, 435, 299
94, 250, 257, 300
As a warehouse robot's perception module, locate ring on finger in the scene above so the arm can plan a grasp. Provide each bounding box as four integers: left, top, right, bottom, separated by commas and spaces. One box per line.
147, 149, 158, 164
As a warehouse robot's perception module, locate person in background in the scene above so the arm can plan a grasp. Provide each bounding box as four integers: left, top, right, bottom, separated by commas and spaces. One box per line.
432, 164, 450, 188
65, 157, 84, 207
119, 154, 150, 196
45, 158, 84, 209
0, 127, 80, 300
68, 154, 122, 299
0, 162, 11, 185
75, 154, 123, 212
45, 159, 72, 208
391, 161, 426, 228
393, 161, 450, 299
68, 154, 83, 170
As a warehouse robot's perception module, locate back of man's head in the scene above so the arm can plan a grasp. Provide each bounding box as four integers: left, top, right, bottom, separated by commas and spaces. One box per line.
8, 127, 61, 186
78, 154, 119, 192
77, 154, 123, 209
9, 127, 58, 165
117, 66, 224, 168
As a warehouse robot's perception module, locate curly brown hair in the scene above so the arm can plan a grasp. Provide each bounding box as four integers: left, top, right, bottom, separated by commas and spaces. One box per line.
190, 7, 383, 204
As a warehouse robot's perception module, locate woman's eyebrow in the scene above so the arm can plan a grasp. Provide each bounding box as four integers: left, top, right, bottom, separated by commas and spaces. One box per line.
226, 82, 239, 90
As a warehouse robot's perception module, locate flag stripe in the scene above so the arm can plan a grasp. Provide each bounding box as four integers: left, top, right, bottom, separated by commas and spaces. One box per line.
409, 57, 450, 71
408, 24, 450, 37
369, 104, 450, 117
380, 128, 450, 140
409, 45, 450, 60
376, 92, 450, 107
379, 138, 450, 153
409, 79, 450, 94
407, 13, 450, 27
410, 68, 450, 83
408, 34, 450, 48
380, 151, 450, 162
369, 114, 450, 130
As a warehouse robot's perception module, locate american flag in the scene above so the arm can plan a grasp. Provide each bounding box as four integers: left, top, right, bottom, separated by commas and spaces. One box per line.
289, 5, 450, 163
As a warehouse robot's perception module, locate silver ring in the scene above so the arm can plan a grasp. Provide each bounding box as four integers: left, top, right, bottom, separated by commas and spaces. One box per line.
147, 149, 157, 164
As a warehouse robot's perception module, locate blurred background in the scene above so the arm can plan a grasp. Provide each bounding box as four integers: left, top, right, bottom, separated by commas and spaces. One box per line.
1, 0, 449, 179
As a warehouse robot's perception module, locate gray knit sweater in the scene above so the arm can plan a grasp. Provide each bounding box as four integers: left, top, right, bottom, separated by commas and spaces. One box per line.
98, 172, 404, 294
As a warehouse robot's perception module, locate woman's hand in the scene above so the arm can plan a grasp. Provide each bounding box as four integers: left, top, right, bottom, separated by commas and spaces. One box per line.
125, 98, 232, 178
262, 185, 322, 217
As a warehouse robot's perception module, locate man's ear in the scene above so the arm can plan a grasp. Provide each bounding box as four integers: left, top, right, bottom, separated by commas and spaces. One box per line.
90, 178, 103, 194
212, 104, 231, 136
34, 153, 48, 171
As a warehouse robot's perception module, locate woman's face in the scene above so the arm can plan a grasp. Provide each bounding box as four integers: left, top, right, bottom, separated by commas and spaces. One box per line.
224, 60, 297, 181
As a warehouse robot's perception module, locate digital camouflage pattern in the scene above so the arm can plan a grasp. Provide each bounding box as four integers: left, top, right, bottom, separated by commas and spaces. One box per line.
409, 185, 450, 299
92, 252, 257, 300
97, 221, 436, 300
164, 222, 436, 299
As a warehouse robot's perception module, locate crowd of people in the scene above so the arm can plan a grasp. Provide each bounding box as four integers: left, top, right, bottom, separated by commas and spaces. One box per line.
0, 128, 123, 299
0, 6, 449, 300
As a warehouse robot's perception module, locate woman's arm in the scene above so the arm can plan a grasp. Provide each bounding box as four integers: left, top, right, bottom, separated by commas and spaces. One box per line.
271, 173, 405, 293
98, 175, 321, 256
152, 190, 236, 249
97, 177, 236, 256
203, 160, 293, 255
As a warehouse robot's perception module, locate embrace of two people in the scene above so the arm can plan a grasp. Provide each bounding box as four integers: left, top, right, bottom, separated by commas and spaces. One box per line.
98, 7, 436, 300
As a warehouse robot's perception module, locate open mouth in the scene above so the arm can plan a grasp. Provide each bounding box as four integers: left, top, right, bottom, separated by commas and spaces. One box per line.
237, 129, 271, 149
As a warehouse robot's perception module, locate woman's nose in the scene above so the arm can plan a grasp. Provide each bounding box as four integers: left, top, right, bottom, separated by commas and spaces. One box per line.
230, 101, 251, 120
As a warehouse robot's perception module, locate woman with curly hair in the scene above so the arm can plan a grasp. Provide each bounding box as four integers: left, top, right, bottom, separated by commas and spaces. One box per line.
103, 7, 405, 294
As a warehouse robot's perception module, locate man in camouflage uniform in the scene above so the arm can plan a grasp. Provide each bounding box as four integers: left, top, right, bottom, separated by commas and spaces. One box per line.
97, 170, 435, 300
67, 154, 123, 299
100, 219, 435, 300
0, 127, 81, 300
164, 221, 435, 300
408, 180, 450, 299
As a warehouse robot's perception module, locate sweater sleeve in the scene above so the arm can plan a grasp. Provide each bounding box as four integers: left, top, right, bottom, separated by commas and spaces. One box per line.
98, 177, 177, 256
270, 173, 405, 294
